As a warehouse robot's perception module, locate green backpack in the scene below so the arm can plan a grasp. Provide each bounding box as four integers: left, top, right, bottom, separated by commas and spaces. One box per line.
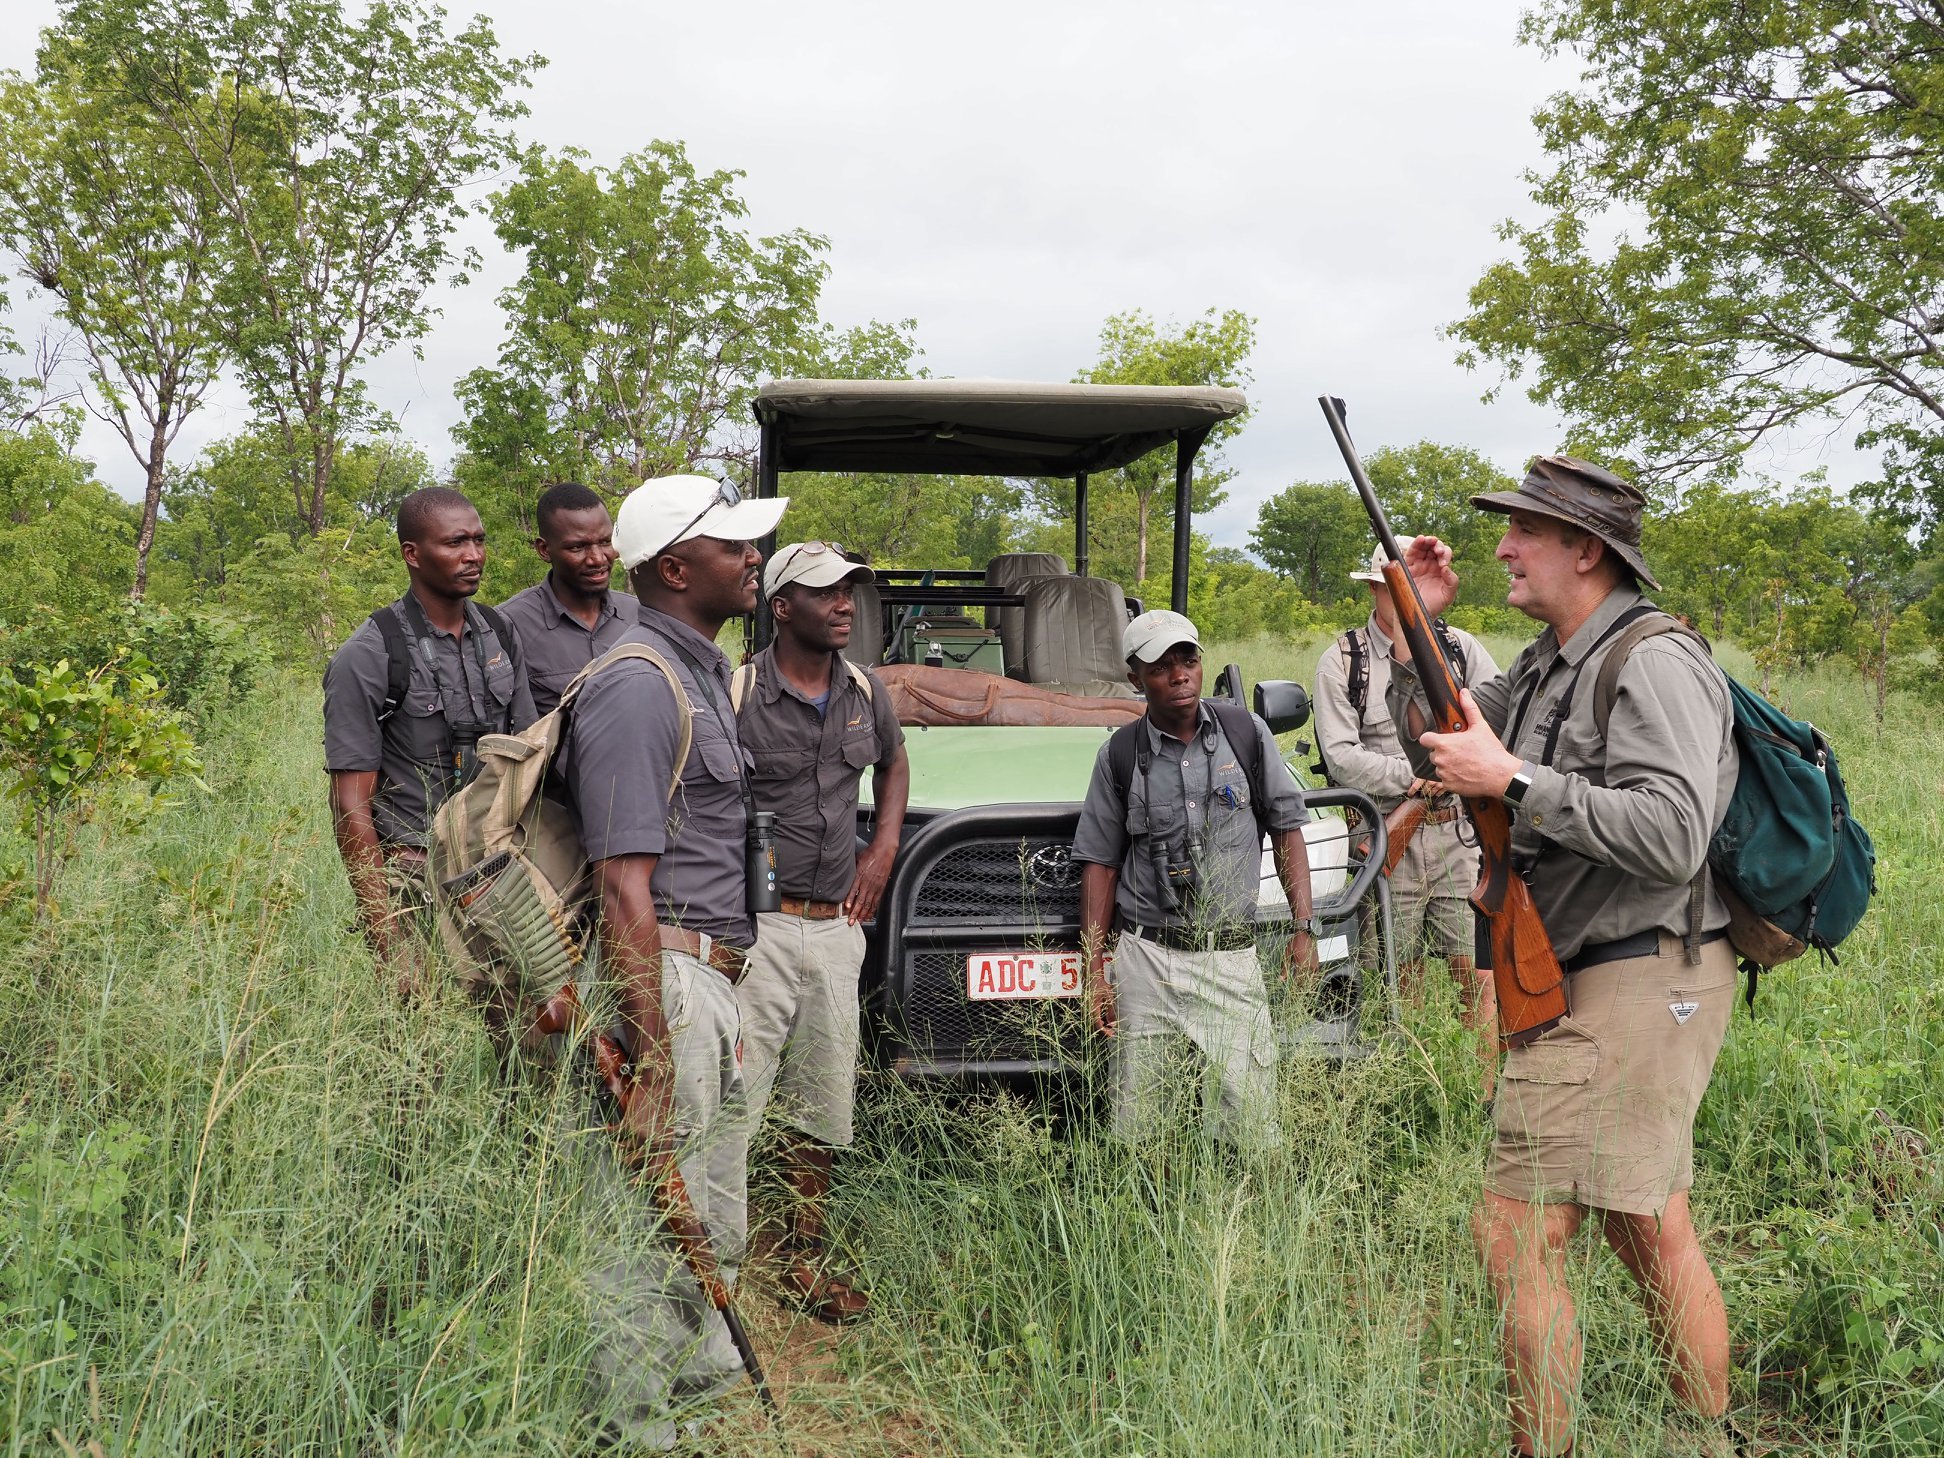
1586, 609, 1878, 1001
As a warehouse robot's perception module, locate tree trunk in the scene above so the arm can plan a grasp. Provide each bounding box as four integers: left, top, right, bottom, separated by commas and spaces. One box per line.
1135, 489, 1151, 583
131, 413, 172, 603
306, 431, 333, 536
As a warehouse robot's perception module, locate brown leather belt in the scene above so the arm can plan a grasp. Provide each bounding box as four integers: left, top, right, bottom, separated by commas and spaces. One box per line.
1423, 805, 1461, 826
657, 926, 751, 983
778, 896, 843, 921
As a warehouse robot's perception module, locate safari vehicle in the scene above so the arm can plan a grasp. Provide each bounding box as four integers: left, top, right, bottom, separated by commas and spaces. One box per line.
749, 379, 1393, 1078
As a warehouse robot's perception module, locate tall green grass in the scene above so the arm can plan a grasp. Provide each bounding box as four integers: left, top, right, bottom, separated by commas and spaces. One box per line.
1, 648, 1938, 1455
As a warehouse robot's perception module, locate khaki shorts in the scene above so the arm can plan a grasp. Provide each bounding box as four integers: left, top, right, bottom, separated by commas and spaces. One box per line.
737, 911, 867, 1149
1488, 932, 1737, 1216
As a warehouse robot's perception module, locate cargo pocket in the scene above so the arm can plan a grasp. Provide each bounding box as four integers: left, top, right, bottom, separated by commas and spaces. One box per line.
1495, 1017, 1598, 1150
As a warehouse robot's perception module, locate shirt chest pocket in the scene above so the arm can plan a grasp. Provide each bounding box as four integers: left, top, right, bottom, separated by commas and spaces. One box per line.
484, 655, 519, 719
694, 735, 746, 786
839, 728, 879, 772
750, 745, 813, 784
1206, 765, 1258, 851
396, 693, 451, 768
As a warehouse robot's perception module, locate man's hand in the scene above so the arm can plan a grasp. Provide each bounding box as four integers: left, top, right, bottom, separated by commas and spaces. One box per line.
1399, 535, 1460, 619
845, 837, 897, 924
1418, 688, 1522, 799
1405, 776, 1447, 800
1085, 962, 1117, 1038
1281, 930, 1320, 985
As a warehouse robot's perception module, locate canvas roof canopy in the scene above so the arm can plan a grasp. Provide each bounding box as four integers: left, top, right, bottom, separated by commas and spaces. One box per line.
752, 378, 1248, 477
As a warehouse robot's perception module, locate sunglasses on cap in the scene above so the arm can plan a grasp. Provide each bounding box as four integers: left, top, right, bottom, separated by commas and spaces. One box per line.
663, 478, 744, 554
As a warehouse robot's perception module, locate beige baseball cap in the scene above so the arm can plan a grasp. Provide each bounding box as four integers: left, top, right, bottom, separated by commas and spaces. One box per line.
1122, 608, 1201, 665
613, 474, 788, 570
762, 541, 872, 599
1350, 544, 1392, 583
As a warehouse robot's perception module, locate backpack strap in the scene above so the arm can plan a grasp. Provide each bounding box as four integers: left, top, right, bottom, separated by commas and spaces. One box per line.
728, 658, 871, 717
472, 601, 523, 731
557, 642, 695, 802
370, 606, 412, 725
1106, 717, 1144, 806
1342, 629, 1367, 720
1565, 605, 1718, 967
1207, 700, 1271, 832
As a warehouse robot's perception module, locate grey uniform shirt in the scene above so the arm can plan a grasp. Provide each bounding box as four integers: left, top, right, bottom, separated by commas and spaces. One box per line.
495, 577, 641, 717
736, 648, 905, 902
1313, 615, 1499, 810
322, 593, 536, 848
1072, 705, 1310, 931
556, 603, 754, 947
1387, 583, 1738, 959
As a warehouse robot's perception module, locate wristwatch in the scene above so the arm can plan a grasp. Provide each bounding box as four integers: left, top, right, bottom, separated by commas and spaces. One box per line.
1503, 761, 1537, 807
1292, 916, 1318, 936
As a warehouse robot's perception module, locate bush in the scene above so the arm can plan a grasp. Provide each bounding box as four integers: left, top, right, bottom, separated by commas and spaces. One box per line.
0, 601, 258, 721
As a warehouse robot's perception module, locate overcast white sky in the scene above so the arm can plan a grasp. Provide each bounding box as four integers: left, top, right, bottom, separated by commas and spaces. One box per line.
1, 0, 1872, 550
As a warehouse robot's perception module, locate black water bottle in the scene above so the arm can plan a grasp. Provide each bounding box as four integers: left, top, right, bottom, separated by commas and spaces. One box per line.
746, 810, 781, 913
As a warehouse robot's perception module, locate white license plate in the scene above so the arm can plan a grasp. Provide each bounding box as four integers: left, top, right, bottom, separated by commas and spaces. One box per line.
966, 950, 1083, 1001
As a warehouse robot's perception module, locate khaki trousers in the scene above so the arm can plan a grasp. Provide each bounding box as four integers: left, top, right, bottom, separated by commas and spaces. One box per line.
739, 911, 867, 1148
578, 949, 748, 1451
1109, 931, 1280, 1152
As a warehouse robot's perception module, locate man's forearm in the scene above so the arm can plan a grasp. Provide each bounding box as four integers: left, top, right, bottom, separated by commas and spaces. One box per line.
1080, 862, 1117, 972
329, 774, 394, 951
1272, 828, 1313, 922
592, 855, 669, 1059
867, 752, 911, 857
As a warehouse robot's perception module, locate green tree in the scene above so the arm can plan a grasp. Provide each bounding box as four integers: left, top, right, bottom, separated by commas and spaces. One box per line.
455, 140, 834, 510
1646, 481, 1787, 637
52, 0, 538, 536
0, 48, 226, 600
0, 655, 202, 916
1451, 0, 1944, 492
1033, 309, 1254, 589
0, 420, 137, 623
1250, 481, 1366, 604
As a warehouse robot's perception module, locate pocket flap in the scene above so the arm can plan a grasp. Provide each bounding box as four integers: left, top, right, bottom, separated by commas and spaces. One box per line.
1503, 1028, 1597, 1086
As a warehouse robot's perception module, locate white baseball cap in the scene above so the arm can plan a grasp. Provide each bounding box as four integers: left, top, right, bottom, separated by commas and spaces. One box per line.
1349, 544, 1392, 583
1122, 608, 1201, 665
613, 474, 789, 570
763, 541, 873, 599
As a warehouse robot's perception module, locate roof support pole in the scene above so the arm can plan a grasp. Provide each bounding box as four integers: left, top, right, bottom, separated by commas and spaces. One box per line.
1171, 426, 1211, 614
1074, 472, 1089, 578
754, 416, 782, 651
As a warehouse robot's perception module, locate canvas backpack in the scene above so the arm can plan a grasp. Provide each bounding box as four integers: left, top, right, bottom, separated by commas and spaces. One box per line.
426, 642, 693, 1016
1544, 605, 1878, 1003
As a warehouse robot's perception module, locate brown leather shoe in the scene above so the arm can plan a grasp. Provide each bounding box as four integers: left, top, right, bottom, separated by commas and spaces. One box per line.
781, 1253, 870, 1324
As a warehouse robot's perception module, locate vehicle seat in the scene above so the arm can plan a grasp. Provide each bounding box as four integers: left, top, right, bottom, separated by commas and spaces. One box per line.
843, 577, 884, 667
985, 552, 1067, 677
1020, 575, 1137, 697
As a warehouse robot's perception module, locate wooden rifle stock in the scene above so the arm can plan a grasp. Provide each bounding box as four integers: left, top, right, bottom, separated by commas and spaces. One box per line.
1352, 797, 1428, 878
534, 982, 778, 1416
1319, 396, 1566, 1047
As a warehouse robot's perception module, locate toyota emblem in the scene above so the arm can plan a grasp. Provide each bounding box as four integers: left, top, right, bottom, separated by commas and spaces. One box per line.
1028, 844, 1081, 890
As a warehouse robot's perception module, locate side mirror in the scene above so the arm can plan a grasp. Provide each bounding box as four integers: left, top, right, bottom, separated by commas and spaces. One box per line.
1209, 662, 1246, 707
1253, 679, 1312, 734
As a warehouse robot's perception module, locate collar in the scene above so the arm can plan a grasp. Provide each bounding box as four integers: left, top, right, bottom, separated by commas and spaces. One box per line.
1363, 613, 1396, 658
1555, 582, 1643, 666
398, 591, 481, 642
540, 573, 622, 630
1143, 700, 1215, 751
753, 646, 848, 709
635, 603, 730, 676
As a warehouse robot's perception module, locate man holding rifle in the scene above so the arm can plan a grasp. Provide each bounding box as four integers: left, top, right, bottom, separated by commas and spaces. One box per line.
554, 474, 786, 1451
1312, 545, 1499, 1091
1385, 457, 1740, 1458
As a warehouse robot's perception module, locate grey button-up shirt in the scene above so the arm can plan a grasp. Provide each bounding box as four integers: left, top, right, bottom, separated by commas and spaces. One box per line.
736, 648, 905, 902
1313, 615, 1498, 811
1387, 583, 1738, 958
556, 603, 754, 946
322, 593, 537, 847
1072, 706, 1309, 931
495, 577, 640, 717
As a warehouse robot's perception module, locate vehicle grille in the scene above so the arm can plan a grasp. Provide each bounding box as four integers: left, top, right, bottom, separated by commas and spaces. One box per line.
910, 836, 1082, 928
901, 950, 1083, 1063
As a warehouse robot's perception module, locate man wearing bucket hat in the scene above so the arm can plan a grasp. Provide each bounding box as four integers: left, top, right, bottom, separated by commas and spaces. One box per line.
1386, 456, 1740, 1458
1312, 544, 1500, 1091
727, 541, 908, 1323
1072, 608, 1317, 1152
553, 472, 785, 1450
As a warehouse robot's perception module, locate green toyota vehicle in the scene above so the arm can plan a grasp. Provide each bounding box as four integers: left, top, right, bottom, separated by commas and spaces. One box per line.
749, 379, 1392, 1078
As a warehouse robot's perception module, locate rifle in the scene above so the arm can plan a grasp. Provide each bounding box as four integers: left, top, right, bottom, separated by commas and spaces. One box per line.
1318, 396, 1566, 1046
1355, 795, 1429, 879
534, 982, 779, 1417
